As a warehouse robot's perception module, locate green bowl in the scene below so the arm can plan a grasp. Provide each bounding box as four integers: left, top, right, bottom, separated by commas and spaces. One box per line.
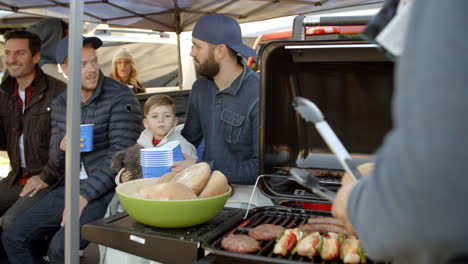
116, 178, 232, 228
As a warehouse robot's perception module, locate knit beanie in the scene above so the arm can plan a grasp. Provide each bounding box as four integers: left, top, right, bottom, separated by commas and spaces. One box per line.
112, 48, 135, 65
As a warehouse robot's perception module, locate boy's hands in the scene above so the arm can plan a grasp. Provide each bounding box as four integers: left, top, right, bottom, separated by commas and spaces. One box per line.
121, 170, 132, 183
172, 158, 196, 173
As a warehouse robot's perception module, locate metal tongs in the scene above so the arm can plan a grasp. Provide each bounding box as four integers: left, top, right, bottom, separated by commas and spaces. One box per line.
292, 97, 363, 182
290, 168, 336, 202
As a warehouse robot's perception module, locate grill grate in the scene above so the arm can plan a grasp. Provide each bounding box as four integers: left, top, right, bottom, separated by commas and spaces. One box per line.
205, 207, 374, 264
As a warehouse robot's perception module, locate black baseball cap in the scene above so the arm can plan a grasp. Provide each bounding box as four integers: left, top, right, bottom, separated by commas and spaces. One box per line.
192, 14, 255, 57
55, 35, 102, 64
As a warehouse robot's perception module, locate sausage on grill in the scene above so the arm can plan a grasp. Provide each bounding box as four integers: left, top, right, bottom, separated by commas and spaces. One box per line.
300, 223, 355, 236
307, 217, 344, 226
248, 224, 285, 241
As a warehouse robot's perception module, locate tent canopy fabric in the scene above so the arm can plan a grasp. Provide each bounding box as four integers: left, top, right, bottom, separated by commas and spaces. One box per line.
0, 0, 382, 33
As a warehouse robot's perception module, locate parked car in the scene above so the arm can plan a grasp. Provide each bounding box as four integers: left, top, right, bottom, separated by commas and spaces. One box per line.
247, 25, 366, 71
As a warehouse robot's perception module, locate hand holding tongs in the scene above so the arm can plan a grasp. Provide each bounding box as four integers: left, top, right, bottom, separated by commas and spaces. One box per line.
292, 97, 363, 182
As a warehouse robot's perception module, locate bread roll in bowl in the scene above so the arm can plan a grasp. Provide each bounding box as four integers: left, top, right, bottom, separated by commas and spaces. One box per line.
199, 170, 229, 198
136, 182, 197, 201
174, 162, 211, 195
135, 178, 164, 199
157, 171, 178, 184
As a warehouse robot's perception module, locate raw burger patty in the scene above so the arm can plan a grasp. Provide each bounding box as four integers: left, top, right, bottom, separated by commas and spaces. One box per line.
221, 234, 260, 253
248, 224, 285, 241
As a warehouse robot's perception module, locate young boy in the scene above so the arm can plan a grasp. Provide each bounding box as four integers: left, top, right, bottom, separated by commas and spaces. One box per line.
112, 94, 198, 183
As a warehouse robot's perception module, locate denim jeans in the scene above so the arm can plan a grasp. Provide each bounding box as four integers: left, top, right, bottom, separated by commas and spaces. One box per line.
2, 186, 110, 264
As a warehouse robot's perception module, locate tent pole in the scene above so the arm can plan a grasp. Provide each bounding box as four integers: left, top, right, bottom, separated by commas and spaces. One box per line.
177, 32, 183, 89
65, 0, 83, 263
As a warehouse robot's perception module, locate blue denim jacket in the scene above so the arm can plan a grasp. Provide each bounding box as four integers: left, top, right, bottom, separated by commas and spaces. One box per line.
182, 64, 259, 185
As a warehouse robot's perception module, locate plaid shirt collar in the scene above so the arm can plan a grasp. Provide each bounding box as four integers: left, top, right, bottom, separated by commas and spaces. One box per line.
13, 82, 35, 136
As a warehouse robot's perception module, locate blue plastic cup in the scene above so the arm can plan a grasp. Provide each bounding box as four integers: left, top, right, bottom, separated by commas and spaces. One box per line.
80, 124, 94, 152
141, 165, 172, 178
173, 144, 183, 161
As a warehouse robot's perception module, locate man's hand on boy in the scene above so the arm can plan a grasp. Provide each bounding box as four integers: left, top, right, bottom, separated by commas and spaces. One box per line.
172, 158, 196, 173
20, 175, 49, 198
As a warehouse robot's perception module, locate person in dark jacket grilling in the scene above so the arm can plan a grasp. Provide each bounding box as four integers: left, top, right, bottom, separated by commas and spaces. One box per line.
332, 0, 468, 263
0, 29, 66, 262
2, 35, 143, 263
172, 14, 272, 208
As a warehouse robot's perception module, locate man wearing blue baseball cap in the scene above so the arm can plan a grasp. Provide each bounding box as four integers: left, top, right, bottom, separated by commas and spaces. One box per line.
174, 14, 272, 208
2, 35, 143, 263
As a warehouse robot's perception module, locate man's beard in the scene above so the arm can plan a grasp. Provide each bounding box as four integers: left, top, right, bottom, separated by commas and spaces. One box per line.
196, 55, 220, 79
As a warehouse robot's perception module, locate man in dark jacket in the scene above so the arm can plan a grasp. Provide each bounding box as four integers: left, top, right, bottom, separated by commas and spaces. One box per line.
0, 30, 65, 229
2, 35, 143, 263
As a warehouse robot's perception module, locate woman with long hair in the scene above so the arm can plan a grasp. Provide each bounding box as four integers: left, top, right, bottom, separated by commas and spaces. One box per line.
110, 48, 145, 93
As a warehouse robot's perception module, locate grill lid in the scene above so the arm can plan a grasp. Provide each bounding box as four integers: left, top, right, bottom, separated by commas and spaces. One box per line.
256, 38, 394, 204
259, 39, 393, 171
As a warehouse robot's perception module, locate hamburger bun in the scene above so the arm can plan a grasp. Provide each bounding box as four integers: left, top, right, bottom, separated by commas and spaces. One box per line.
143, 182, 197, 201
157, 171, 178, 184
174, 162, 211, 195
199, 170, 229, 198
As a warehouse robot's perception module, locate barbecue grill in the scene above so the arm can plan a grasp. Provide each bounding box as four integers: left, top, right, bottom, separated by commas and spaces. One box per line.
203, 207, 379, 264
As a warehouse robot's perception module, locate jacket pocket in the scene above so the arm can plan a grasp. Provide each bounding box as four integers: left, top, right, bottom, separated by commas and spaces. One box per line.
0, 112, 10, 142
0, 112, 8, 125
32, 108, 52, 134
30, 109, 52, 164
221, 109, 244, 144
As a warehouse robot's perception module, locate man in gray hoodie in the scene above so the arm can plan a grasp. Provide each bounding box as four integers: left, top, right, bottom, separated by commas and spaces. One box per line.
27, 17, 68, 82
332, 0, 468, 263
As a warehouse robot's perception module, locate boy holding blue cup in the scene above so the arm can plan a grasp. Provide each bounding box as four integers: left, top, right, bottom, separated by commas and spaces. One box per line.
111, 94, 198, 183
101, 94, 199, 263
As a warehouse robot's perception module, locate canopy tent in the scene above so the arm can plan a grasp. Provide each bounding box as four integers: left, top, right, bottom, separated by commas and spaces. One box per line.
0, 0, 384, 88
0, 0, 383, 32
0, 1, 383, 263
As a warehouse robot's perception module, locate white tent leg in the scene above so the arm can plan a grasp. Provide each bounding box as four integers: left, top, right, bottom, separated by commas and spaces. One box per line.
177, 32, 183, 89
65, 0, 83, 263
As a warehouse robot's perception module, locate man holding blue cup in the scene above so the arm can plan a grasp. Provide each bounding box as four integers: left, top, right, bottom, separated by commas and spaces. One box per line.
79, 124, 94, 152
2, 35, 143, 263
